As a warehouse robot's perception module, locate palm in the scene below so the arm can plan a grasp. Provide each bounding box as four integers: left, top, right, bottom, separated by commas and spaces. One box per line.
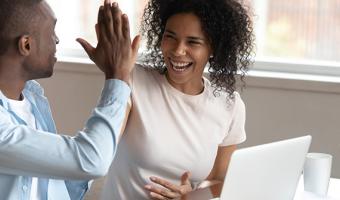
76, 2, 140, 81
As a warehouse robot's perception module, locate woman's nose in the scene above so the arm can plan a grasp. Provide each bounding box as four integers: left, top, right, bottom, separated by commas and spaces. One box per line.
172, 42, 187, 56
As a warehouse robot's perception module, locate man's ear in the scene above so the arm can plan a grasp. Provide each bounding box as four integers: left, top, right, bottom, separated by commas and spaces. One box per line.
17, 35, 32, 56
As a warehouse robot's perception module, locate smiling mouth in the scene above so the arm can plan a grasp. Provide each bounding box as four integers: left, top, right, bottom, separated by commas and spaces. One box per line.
170, 60, 193, 72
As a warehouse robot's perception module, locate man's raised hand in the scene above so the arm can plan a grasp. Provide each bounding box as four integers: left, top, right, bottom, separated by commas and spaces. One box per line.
77, 0, 140, 83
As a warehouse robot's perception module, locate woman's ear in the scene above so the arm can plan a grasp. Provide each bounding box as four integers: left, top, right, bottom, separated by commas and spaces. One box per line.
17, 35, 32, 56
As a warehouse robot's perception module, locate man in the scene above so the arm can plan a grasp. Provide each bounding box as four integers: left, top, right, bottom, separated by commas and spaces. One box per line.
0, 0, 140, 199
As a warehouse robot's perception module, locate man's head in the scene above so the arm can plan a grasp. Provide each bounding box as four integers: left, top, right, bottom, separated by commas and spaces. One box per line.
0, 0, 59, 80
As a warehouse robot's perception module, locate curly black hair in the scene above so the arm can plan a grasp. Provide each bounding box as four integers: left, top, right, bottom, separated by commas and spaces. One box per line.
141, 0, 255, 98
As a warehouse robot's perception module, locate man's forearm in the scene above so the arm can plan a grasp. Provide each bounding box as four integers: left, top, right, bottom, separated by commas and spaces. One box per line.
0, 79, 130, 179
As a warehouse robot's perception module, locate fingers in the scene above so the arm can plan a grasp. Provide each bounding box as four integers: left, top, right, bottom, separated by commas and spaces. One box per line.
97, 6, 109, 43
104, 0, 114, 38
149, 192, 169, 200
145, 174, 193, 199
100, 2, 127, 42
131, 35, 141, 58
96, 5, 104, 41
89, 0, 137, 82
76, 38, 95, 59
97, 5, 104, 24
149, 176, 181, 192
145, 185, 177, 199
111, 2, 123, 37
181, 171, 191, 186
121, 14, 130, 40
95, 24, 99, 41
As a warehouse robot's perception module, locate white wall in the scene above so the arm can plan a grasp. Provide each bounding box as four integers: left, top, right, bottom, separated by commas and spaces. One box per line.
38, 61, 340, 180
239, 75, 340, 179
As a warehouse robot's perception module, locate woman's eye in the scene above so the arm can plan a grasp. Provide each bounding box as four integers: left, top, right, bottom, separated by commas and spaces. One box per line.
188, 41, 201, 45
164, 34, 174, 39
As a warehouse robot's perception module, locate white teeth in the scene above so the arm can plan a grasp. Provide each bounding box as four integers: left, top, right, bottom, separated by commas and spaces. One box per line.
169, 60, 192, 72
170, 61, 190, 67
172, 66, 186, 72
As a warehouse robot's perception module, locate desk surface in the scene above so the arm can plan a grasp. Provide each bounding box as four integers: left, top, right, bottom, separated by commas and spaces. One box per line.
177, 177, 340, 200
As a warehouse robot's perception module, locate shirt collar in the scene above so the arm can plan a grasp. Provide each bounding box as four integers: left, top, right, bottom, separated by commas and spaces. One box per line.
23, 80, 44, 96
0, 80, 44, 110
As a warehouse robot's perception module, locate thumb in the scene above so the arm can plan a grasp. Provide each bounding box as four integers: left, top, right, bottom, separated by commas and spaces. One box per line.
181, 171, 191, 186
76, 38, 95, 59
131, 35, 141, 58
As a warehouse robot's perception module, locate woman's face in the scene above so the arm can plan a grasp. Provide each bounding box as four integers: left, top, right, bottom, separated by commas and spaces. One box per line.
161, 12, 212, 94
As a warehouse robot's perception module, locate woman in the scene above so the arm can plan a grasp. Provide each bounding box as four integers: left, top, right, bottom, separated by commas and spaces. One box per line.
101, 0, 254, 199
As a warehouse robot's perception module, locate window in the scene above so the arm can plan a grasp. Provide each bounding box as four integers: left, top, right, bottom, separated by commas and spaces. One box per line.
47, 0, 340, 73
47, 0, 148, 57
252, 0, 340, 64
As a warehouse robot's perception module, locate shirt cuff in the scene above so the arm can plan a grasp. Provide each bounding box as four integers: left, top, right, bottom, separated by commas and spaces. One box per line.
98, 79, 131, 107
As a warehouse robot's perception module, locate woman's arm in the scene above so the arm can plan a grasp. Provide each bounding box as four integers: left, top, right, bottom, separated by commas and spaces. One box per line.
144, 145, 238, 199
118, 98, 132, 139
206, 145, 237, 182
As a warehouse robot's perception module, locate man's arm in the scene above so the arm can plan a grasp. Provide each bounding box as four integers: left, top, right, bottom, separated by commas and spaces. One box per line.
0, 1, 139, 180
0, 79, 129, 179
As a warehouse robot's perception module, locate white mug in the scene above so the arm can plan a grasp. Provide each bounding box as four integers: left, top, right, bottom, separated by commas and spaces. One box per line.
303, 153, 332, 196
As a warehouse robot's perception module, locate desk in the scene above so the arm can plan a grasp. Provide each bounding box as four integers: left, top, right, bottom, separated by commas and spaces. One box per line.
177, 177, 340, 200
294, 177, 340, 200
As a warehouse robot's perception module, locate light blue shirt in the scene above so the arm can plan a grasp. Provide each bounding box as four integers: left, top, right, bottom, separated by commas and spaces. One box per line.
0, 79, 131, 200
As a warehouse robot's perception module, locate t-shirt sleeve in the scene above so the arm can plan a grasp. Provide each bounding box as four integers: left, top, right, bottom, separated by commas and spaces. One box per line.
130, 63, 145, 96
219, 93, 246, 146
130, 64, 138, 91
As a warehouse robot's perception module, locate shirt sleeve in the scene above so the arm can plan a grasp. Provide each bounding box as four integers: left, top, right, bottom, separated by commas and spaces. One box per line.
0, 79, 130, 180
219, 92, 247, 146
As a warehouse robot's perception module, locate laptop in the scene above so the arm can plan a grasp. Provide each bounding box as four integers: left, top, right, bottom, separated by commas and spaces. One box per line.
217, 135, 312, 200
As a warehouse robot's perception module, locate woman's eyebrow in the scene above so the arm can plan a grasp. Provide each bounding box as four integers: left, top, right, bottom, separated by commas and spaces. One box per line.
187, 36, 205, 42
164, 29, 176, 35
165, 29, 205, 41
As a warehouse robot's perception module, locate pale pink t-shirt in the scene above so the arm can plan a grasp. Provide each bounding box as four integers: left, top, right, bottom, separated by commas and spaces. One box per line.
101, 64, 246, 200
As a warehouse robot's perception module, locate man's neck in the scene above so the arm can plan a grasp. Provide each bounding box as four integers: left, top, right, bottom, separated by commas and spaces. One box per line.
0, 81, 26, 100
0, 58, 26, 100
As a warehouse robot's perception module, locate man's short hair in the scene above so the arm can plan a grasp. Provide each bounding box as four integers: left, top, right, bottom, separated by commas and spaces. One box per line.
0, 0, 43, 55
